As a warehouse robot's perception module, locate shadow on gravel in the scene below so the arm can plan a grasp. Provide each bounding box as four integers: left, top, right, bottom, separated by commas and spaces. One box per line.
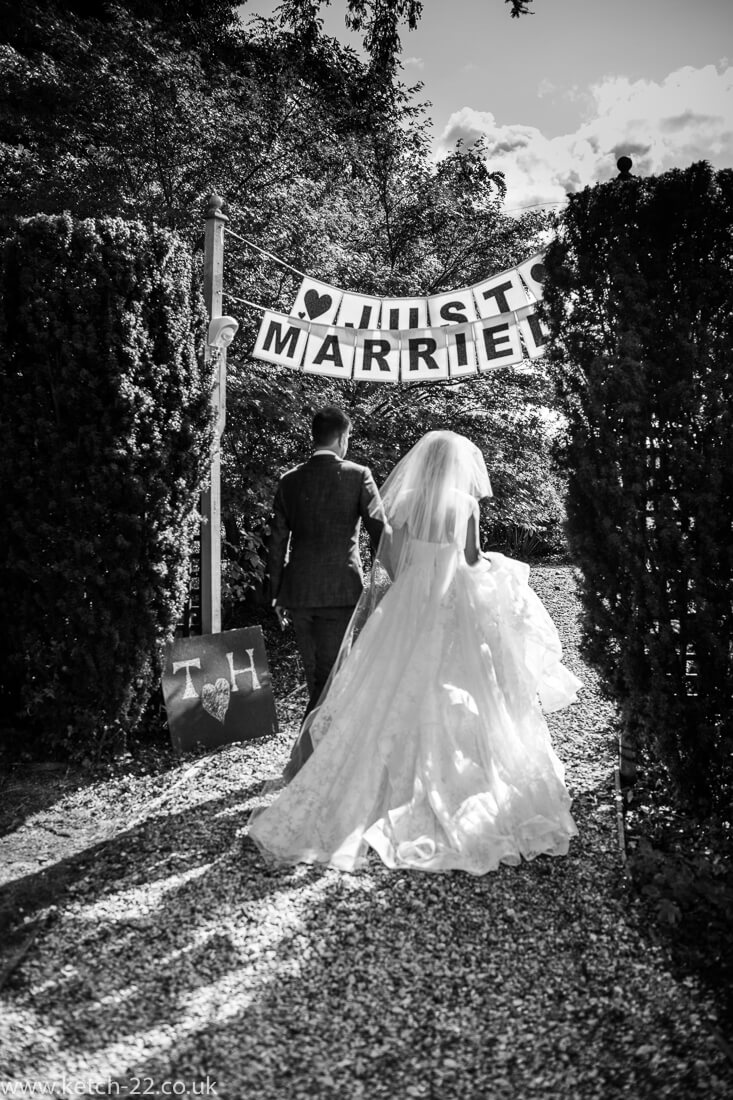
0, 783, 263, 947
5, 772, 730, 1099
0, 763, 86, 837
92, 810, 726, 1100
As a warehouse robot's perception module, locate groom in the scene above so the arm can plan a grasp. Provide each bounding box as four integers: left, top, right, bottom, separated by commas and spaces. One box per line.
264, 406, 387, 771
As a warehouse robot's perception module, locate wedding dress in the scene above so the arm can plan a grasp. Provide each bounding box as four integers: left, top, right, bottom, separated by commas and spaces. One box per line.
248, 431, 581, 875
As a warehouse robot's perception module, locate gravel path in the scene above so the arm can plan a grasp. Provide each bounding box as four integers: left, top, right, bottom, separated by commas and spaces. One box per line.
1, 565, 731, 1099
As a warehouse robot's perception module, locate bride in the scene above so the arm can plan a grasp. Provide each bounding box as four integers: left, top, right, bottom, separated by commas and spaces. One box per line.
248, 430, 582, 875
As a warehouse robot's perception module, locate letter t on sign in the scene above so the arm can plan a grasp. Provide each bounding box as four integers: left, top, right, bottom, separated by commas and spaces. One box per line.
172, 658, 202, 699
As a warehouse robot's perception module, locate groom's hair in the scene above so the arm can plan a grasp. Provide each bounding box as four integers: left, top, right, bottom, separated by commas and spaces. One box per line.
312, 406, 351, 446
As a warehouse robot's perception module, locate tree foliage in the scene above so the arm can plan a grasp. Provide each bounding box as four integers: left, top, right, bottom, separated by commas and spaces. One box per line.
0, 215, 214, 757
0, 0, 565, 742
272, 0, 536, 73
220, 108, 562, 612
543, 161, 733, 818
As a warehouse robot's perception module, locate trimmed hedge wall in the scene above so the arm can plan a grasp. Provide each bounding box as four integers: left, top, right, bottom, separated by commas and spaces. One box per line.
543, 162, 733, 817
0, 214, 215, 758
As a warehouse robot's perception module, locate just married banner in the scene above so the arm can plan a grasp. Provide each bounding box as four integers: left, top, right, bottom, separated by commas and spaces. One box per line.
252, 255, 549, 382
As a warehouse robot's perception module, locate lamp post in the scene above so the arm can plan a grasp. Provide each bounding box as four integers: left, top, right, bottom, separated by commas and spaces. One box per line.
201, 193, 227, 635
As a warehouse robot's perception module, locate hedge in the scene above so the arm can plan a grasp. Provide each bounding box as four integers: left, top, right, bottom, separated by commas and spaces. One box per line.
0, 214, 215, 757
543, 161, 733, 817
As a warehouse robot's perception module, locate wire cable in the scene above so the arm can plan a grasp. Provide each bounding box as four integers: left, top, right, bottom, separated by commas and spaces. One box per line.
223, 228, 306, 279
223, 291, 268, 312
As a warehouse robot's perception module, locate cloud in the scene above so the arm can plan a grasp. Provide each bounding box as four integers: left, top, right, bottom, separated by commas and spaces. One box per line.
438, 63, 733, 210
537, 78, 556, 99
402, 56, 425, 69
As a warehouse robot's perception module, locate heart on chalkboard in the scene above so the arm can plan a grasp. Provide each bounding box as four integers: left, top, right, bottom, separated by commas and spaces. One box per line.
201, 677, 230, 724
303, 288, 333, 320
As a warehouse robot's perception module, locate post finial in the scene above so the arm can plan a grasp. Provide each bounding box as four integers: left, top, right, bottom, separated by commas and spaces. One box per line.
205, 193, 227, 220
616, 156, 633, 179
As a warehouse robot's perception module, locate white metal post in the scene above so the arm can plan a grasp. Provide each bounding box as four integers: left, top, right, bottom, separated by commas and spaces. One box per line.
201, 193, 228, 635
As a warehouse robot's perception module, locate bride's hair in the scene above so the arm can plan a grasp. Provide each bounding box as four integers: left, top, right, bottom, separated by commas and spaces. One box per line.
379, 430, 492, 544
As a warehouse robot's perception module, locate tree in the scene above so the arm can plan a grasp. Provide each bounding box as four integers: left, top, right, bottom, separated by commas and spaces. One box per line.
271, 1, 536, 73
0, 0, 240, 51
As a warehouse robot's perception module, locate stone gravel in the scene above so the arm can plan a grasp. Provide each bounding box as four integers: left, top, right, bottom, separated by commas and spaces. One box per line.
1, 565, 731, 1099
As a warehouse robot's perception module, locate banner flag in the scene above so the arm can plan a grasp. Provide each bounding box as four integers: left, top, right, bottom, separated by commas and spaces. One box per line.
253, 311, 308, 369
400, 327, 449, 382
446, 321, 479, 378
427, 289, 479, 328
354, 328, 401, 382
516, 304, 550, 359
380, 297, 429, 331
291, 277, 343, 325
472, 269, 528, 318
474, 315, 524, 371
516, 254, 546, 301
250, 252, 550, 376
303, 323, 356, 379
336, 291, 383, 330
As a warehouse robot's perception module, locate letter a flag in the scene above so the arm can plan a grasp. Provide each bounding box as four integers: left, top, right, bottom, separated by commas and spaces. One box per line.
303, 323, 356, 379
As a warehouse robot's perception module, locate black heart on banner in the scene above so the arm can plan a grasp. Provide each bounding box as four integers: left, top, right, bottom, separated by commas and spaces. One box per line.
529, 262, 546, 284
304, 288, 333, 320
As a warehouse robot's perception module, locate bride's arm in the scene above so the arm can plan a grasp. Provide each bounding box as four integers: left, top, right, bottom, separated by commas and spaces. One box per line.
380, 522, 407, 579
464, 509, 480, 565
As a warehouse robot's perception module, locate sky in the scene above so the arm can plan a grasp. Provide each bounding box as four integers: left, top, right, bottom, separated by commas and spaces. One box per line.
238, 0, 733, 210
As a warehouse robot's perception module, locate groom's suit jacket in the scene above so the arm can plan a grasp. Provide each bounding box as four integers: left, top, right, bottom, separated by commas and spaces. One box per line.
265, 453, 386, 609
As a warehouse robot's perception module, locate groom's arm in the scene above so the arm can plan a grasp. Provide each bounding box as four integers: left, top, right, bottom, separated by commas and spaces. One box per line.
359, 467, 387, 551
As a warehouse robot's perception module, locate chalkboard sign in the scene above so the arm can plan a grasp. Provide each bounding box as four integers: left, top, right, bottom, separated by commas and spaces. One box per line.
162, 626, 278, 752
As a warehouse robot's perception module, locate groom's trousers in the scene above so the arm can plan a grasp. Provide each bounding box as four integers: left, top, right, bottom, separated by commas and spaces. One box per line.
283, 605, 354, 782
289, 605, 354, 718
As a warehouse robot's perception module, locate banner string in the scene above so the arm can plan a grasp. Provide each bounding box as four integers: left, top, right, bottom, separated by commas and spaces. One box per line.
223, 227, 307, 279
503, 199, 569, 213
223, 291, 267, 312
224, 200, 562, 289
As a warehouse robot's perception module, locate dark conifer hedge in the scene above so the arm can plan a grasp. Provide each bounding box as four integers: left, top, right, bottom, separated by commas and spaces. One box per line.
0, 215, 215, 757
543, 161, 733, 817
